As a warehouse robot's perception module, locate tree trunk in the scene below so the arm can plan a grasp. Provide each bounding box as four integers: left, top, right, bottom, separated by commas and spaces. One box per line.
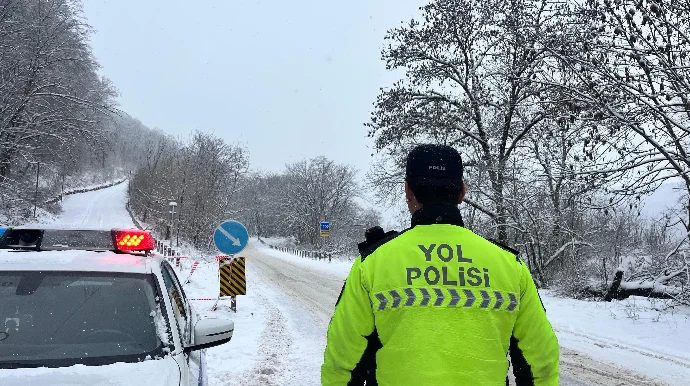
604, 270, 623, 301
493, 178, 508, 243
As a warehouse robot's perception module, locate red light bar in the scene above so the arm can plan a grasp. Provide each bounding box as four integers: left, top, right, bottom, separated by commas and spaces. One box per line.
112, 229, 155, 252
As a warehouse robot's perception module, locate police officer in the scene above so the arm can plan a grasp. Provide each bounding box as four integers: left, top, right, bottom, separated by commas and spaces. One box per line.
321, 144, 559, 385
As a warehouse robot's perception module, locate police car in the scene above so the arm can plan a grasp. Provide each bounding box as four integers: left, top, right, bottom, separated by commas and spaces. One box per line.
0, 227, 233, 386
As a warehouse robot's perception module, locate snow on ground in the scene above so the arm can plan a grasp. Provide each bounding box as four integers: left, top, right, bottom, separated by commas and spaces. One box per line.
245, 241, 343, 385
26, 182, 134, 229
543, 293, 690, 385
168, 239, 347, 385
176, 259, 269, 385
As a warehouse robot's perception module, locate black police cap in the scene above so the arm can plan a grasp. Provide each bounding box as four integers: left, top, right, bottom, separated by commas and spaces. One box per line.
405, 144, 463, 183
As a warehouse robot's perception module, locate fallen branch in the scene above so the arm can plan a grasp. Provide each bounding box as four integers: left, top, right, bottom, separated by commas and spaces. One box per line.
605, 266, 688, 301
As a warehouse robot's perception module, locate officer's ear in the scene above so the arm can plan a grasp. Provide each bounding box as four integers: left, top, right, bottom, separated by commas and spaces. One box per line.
405, 180, 421, 213
404, 180, 415, 202
457, 183, 467, 205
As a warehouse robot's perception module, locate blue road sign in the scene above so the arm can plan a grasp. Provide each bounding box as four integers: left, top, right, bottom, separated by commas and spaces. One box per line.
214, 220, 249, 255
320, 222, 330, 231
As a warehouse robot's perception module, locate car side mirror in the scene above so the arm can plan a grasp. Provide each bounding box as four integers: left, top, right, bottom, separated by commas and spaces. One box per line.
184, 318, 234, 353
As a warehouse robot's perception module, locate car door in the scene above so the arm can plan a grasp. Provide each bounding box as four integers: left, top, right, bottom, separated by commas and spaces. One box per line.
161, 262, 204, 386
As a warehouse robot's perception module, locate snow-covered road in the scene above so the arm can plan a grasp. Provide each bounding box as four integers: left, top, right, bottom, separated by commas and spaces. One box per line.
28, 183, 689, 385
28, 182, 134, 229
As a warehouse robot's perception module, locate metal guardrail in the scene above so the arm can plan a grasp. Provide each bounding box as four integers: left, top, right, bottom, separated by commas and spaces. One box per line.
268, 245, 332, 263
45, 178, 127, 205
154, 239, 185, 267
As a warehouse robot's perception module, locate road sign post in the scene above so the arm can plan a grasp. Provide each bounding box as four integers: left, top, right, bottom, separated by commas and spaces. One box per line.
218, 256, 246, 312
320, 221, 330, 237
214, 221, 248, 312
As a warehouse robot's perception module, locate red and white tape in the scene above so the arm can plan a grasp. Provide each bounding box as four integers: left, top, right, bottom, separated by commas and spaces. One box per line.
215, 255, 230, 262
183, 261, 200, 283
189, 261, 199, 275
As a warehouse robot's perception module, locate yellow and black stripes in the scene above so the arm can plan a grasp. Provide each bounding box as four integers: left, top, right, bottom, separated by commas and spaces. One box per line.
219, 257, 246, 296
231, 257, 246, 295
372, 287, 518, 312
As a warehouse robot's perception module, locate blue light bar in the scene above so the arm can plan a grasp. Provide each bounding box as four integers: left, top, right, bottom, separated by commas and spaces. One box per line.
0, 227, 7, 239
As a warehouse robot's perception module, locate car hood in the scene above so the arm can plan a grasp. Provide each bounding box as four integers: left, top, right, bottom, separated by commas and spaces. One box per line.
0, 356, 180, 386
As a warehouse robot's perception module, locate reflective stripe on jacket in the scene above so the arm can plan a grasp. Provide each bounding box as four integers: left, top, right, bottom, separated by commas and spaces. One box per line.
322, 204, 559, 386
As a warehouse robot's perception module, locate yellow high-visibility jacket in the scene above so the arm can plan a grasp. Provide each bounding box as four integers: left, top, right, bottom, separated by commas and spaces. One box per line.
322, 204, 559, 386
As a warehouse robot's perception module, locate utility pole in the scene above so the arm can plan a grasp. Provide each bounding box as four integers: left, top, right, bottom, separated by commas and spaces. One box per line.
169, 201, 177, 249
33, 162, 41, 218
128, 170, 132, 196
61, 172, 66, 202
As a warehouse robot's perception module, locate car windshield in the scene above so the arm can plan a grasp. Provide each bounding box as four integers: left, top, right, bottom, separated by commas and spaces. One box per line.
0, 271, 168, 369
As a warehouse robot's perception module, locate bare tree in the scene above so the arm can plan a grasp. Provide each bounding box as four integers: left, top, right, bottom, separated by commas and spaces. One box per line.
282, 156, 359, 246
367, 0, 568, 242
544, 0, 690, 230
0, 0, 116, 222
128, 131, 250, 250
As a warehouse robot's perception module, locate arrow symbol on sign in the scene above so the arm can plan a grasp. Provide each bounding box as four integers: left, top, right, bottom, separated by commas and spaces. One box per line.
216, 225, 241, 246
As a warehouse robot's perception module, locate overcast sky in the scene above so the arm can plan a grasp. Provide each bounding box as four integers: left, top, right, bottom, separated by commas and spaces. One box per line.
79, 1, 679, 224
82, 0, 425, 178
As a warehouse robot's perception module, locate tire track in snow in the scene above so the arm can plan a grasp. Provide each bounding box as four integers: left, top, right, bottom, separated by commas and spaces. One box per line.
75, 188, 99, 226
216, 291, 294, 386
57, 185, 110, 227
243, 244, 340, 385
555, 327, 690, 370
559, 348, 670, 386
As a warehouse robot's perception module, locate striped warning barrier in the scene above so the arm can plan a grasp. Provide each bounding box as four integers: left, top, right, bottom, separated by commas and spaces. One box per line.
231, 257, 246, 295
219, 257, 246, 296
